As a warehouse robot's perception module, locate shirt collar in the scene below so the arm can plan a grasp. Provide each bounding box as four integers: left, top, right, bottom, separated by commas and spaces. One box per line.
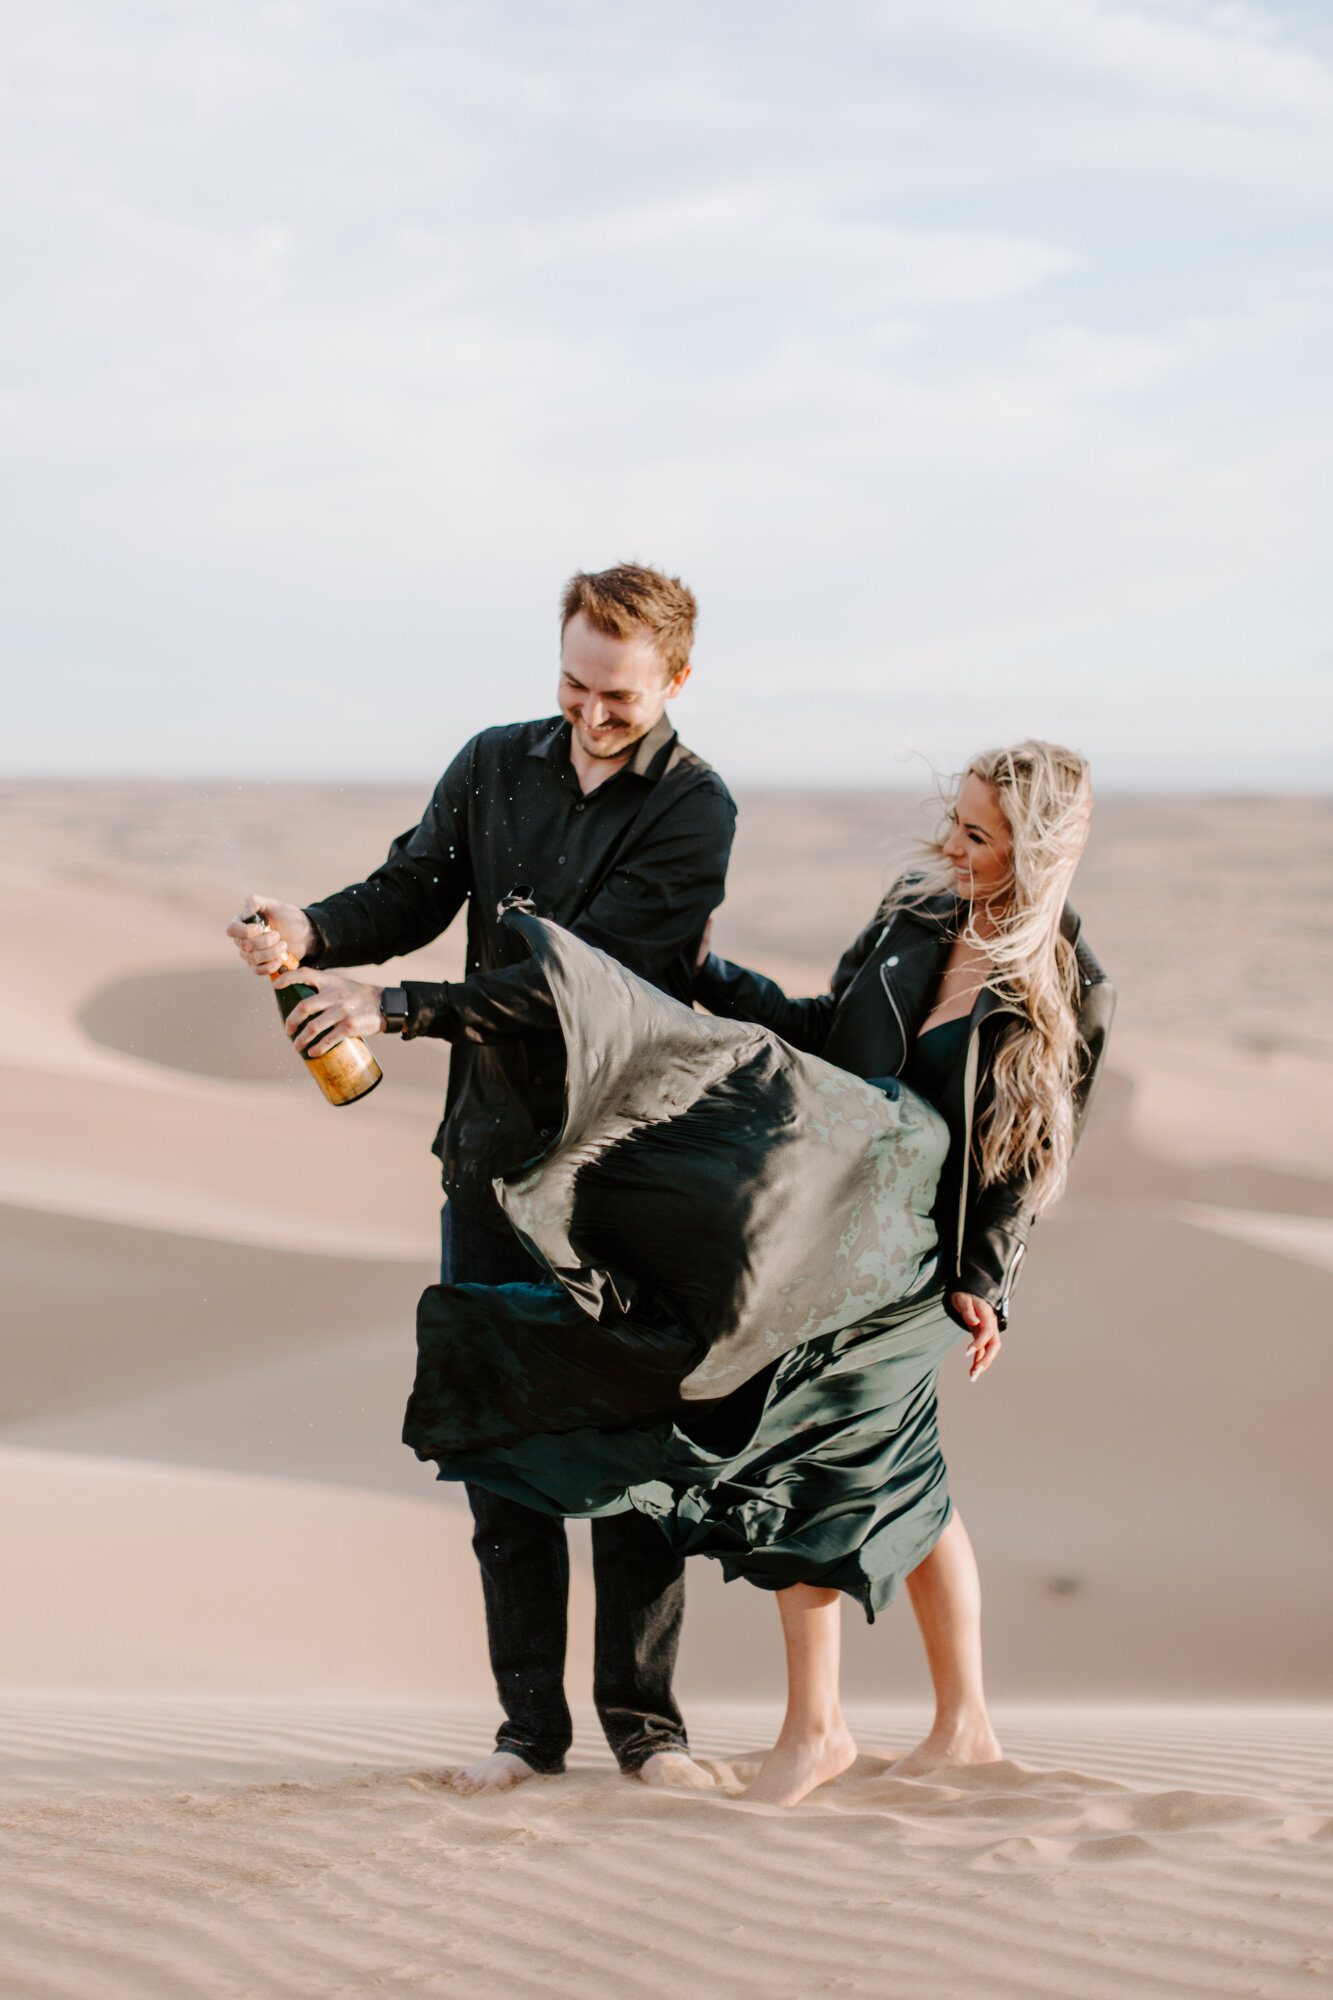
624, 709, 678, 776
528, 710, 677, 782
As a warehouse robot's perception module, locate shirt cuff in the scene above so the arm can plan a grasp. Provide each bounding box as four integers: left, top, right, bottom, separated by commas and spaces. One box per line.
400, 980, 461, 1041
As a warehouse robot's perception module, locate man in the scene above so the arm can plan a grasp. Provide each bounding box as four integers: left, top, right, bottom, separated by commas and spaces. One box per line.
228, 563, 735, 1793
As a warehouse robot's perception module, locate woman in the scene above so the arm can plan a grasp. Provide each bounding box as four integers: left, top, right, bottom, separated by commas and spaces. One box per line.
692, 740, 1113, 1801
403, 741, 1112, 1803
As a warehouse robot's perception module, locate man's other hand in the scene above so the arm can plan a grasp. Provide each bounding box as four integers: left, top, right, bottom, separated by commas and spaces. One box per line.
277, 969, 386, 1056
226, 895, 316, 976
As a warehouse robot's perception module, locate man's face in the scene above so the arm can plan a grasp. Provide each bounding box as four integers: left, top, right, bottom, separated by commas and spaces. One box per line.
558, 611, 690, 766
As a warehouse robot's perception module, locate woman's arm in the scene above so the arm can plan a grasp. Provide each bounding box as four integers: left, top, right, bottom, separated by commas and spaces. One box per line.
693, 952, 837, 1051
954, 1184, 1034, 1325
693, 905, 891, 1054
954, 949, 1116, 1327
1071, 940, 1116, 1138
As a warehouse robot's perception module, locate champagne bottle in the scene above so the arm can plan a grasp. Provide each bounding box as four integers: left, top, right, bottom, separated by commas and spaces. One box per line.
243, 913, 382, 1107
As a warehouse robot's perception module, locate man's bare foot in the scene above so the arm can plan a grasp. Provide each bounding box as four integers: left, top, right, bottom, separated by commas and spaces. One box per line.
887, 1714, 1003, 1778
450, 1749, 542, 1795
635, 1749, 716, 1791
742, 1723, 858, 1807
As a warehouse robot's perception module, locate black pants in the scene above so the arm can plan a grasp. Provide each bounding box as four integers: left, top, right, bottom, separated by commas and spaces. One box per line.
442, 1202, 689, 1774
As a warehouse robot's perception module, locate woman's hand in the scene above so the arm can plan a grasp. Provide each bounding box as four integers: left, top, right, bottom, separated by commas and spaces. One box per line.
277, 969, 385, 1056
950, 1293, 1003, 1381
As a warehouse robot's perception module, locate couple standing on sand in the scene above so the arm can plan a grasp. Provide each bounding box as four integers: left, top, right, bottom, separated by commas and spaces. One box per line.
229, 562, 1113, 1808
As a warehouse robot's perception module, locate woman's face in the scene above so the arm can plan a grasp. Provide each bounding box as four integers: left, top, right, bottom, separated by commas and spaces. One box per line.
941, 773, 1013, 904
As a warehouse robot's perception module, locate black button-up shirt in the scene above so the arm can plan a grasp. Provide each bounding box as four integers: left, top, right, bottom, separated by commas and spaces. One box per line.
305, 713, 736, 1225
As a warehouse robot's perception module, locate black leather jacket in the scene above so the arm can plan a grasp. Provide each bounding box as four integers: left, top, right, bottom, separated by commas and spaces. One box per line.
695, 884, 1115, 1324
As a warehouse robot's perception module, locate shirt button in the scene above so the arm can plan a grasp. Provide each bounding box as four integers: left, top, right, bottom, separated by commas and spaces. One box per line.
574, 802, 586, 813
557, 854, 567, 865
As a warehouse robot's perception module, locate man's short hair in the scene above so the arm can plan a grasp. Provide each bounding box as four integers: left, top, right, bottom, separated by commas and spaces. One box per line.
560, 563, 696, 679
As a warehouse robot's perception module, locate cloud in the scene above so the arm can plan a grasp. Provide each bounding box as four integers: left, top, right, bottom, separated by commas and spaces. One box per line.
954, 0, 1333, 112
0, 0, 1329, 785
862, 0, 1333, 185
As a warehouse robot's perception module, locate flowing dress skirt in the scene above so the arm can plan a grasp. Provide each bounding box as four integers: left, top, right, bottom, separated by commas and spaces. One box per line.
402, 913, 961, 1617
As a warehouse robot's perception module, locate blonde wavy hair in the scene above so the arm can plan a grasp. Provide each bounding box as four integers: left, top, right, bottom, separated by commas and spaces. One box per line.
893, 740, 1094, 1210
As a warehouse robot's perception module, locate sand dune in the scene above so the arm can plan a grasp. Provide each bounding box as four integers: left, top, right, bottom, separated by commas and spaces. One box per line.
3, 779, 1331, 1997
0, 1202, 430, 1427
1, 1701, 1328, 2000
1179, 1203, 1333, 1273
0, 1447, 593, 1698
7, 1087, 1329, 1695
0, 1059, 443, 1259
3, 782, 1331, 1699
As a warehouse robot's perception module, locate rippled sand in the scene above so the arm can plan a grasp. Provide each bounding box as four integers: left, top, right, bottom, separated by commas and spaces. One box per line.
3, 1700, 1330, 2000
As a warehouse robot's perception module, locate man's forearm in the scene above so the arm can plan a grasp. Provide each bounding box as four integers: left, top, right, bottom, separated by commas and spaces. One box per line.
305, 876, 450, 969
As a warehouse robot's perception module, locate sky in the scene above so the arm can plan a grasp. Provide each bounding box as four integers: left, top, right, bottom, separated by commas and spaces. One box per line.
2, 0, 1330, 789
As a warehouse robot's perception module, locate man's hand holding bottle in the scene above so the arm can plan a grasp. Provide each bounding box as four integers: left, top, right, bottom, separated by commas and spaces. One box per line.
226, 894, 387, 1060
226, 894, 316, 976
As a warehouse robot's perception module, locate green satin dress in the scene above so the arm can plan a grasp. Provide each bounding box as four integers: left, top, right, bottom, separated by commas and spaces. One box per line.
403, 917, 967, 1619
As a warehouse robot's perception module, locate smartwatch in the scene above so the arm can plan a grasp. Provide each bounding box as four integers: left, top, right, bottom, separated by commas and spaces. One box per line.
381, 986, 409, 1035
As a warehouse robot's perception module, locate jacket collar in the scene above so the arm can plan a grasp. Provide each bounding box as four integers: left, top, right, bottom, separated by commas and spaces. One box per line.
893, 885, 1084, 949
888, 887, 1082, 1027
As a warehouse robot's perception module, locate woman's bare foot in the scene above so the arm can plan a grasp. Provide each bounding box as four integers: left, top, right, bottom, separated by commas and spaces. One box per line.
635, 1750, 716, 1790
450, 1749, 541, 1795
743, 1724, 858, 1807
887, 1712, 1002, 1778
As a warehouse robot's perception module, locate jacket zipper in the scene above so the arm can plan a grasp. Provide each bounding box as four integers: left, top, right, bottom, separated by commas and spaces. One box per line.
999, 1240, 1025, 1321
954, 1021, 982, 1271
878, 961, 910, 1076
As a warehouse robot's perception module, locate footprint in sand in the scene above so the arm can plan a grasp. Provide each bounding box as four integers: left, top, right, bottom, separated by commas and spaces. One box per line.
1114, 1789, 1270, 1834
986, 1834, 1073, 1866
1073, 1833, 1157, 1863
